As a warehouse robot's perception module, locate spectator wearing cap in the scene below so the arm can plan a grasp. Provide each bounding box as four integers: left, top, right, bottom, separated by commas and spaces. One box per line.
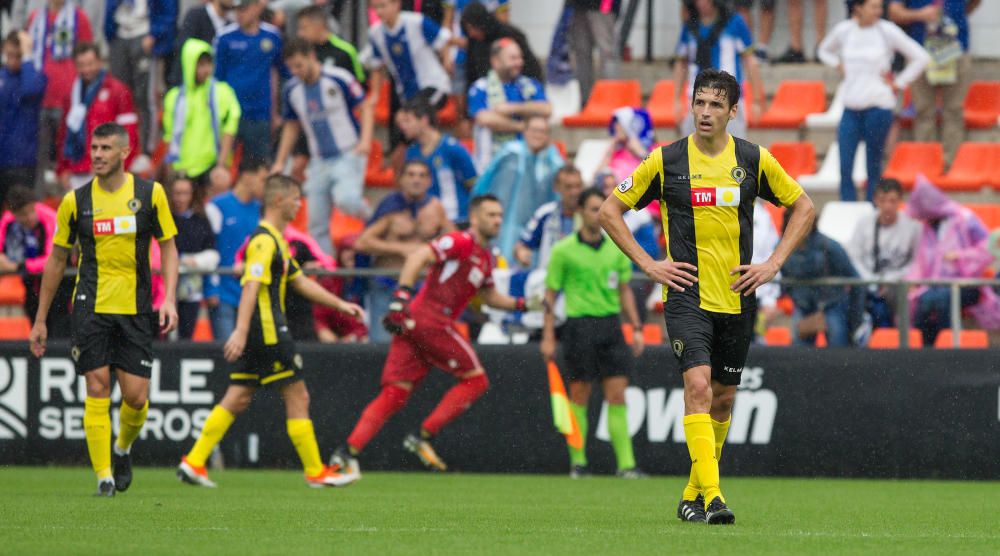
467, 38, 550, 171
0, 31, 46, 206
214, 0, 290, 165
172, 0, 236, 86
0, 185, 73, 337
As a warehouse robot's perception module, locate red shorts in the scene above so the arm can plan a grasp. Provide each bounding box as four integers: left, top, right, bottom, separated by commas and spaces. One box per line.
381, 319, 483, 385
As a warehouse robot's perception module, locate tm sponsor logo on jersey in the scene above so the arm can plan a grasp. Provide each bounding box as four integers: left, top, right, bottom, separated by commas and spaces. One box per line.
691, 187, 741, 207
93, 216, 137, 236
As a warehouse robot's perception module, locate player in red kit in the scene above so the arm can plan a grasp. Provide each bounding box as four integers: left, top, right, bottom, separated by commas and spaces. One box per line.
330, 195, 535, 482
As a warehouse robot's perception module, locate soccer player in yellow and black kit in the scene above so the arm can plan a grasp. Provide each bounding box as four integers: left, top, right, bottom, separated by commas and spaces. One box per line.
29, 123, 180, 497
177, 174, 365, 488
600, 69, 816, 524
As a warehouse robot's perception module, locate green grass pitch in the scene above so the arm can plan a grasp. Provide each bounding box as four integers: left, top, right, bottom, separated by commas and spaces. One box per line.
1, 467, 998, 555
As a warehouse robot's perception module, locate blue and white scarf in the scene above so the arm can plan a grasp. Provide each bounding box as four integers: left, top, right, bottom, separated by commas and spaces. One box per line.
609, 107, 655, 152
63, 70, 106, 162
166, 80, 220, 164
29, 1, 78, 69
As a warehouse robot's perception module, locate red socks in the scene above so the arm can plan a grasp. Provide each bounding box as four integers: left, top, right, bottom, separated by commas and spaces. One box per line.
421, 374, 490, 436
347, 384, 411, 452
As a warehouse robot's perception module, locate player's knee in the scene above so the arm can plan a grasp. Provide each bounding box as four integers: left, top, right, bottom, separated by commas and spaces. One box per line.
382, 384, 412, 413
122, 390, 148, 409
85, 376, 111, 398
463, 372, 489, 395
712, 389, 736, 415
684, 378, 713, 411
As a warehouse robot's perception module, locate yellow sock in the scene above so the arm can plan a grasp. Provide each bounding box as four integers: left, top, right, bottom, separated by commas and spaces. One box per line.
287, 419, 324, 477
684, 413, 722, 506
84, 397, 112, 480
115, 400, 149, 454
186, 405, 235, 468
682, 464, 701, 501
712, 417, 731, 461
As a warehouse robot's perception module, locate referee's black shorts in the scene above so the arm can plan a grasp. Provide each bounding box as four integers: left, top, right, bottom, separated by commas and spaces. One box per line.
71, 312, 157, 377
663, 298, 756, 387
229, 332, 304, 389
561, 315, 632, 383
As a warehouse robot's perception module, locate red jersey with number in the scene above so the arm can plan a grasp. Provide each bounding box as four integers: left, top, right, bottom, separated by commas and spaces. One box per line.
412, 231, 494, 323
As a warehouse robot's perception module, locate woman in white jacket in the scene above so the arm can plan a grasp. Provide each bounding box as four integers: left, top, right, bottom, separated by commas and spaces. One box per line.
818, 0, 929, 202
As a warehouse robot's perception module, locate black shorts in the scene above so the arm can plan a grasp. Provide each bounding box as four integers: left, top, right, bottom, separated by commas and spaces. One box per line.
561, 316, 632, 382
663, 300, 756, 387
71, 312, 157, 378
230, 337, 304, 389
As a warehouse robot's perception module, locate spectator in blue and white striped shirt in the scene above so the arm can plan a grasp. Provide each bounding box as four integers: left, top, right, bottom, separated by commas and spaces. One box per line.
272, 38, 374, 256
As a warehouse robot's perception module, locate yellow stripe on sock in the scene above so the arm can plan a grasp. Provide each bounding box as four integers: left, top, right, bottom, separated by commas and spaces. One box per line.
84, 397, 112, 479
186, 405, 235, 468
287, 419, 324, 477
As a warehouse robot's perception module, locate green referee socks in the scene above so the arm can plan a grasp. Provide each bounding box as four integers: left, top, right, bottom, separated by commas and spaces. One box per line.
607, 404, 636, 472
84, 397, 112, 480
568, 403, 589, 466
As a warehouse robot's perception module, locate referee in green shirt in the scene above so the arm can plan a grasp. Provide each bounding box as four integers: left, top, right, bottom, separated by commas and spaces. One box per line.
541, 188, 646, 479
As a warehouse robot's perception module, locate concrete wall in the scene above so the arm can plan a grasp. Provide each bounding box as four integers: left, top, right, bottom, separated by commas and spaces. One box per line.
511, 0, 1000, 60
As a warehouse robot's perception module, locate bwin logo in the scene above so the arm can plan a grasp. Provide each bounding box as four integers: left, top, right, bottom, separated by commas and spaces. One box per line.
0, 358, 28, 439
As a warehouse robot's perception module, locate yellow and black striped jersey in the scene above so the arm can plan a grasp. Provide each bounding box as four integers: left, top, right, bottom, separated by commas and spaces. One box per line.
614, 135, 803, 314
241, 221, 303, 345
53, 174, 178, 314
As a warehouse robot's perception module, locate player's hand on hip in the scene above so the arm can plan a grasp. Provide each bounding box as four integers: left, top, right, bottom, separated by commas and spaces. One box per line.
159, 300, 179, 334
730, 260, 780, 296
28, 322, 47, 358
540, 335, 556, 361
223, 329, 248, 362
643, 259, 697, 292
631, 333, 645, 358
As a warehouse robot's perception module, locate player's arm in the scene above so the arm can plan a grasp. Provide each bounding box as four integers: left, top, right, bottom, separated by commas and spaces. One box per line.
474, 109, 526, 133
619, 281, 644, 357
290, 274, 365, 319
224, 279, 260, 362
158, 237, 179, 333
356, 216, 420, 257
479, 286, 529, 313
513, 242, 534, 267
508, 100, 552, 119
272, 119, 301, 174
381, 244, 437, 334
28, 245, 71, 357
539, 288, 559, 361
600, 196, 697, 292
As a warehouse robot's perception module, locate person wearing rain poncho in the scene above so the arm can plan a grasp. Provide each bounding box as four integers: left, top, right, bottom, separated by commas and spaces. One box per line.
162, 39, 241, 192
905, 176, 1000, 347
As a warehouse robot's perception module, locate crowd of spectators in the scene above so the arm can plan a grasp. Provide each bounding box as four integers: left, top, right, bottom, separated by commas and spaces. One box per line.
0, 0, 996, 347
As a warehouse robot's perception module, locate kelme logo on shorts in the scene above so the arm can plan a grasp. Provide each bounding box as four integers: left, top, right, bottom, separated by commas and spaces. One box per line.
0, 358, 29, 438
672, 339, 684, 358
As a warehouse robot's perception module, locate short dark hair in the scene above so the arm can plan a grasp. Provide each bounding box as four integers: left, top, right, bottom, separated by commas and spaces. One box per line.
238, 156, 269, 175
6, 185, 36, 212
72, 41, 101, 60
577, 187, 605, 208
282, 37, 315, 60
400, 159, 431, 176
555, 165, 582, 185
691, 68, 741, 109
398, 97, 438, 128
460, 2, 492, 32
263, 174, 301, 206
4, 31, 21, 48
469, 194, 500, 213
874, 178, 903, 196
92, 122, 129, 146
296, 5, 329, 25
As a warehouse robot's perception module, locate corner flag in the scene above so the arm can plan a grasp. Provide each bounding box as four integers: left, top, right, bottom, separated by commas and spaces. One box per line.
547, 361, 582, 449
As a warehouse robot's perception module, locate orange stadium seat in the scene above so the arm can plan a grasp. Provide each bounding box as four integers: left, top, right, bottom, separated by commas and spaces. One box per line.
962, 81, 1000, 129
769, 142, 817, 180
646, 80, 679, 128
563, 80, 642, 127
642, 324, 663, 344
965, 204, 1000, 231
869, 328, 923, 349
764, 327, 792, 346
365, 140, 395, 188
330, 209, 365, 246
553, 140, 568, 159
290, 198, 309, 232
0, 275, 26, 306
755, 81, 825, 128
882, 142, 944, 189
765, 203, 786, 232
934, 329, 989, 348
455, 321, 471, 341
936, 143, 1000, 191
374, 81, 391, 126
437, 96, 459, 127
0, 316, 31, 340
